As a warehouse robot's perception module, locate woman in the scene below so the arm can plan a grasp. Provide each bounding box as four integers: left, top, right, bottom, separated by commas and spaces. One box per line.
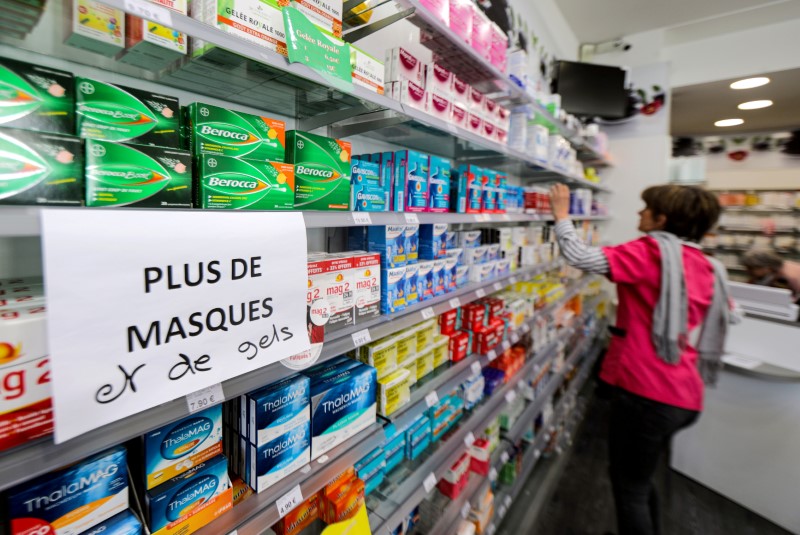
549, 183, 733, 535
741, 248, 800, 302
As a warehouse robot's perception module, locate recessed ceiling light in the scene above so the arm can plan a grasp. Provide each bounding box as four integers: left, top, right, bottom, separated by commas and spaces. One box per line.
738, 99, 773, 110
715, 118, 744, 127
730, 77, 770, 89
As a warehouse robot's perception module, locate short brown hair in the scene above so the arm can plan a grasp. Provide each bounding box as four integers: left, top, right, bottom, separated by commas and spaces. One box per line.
641, 185, 721, 242
742, 248, 784, 270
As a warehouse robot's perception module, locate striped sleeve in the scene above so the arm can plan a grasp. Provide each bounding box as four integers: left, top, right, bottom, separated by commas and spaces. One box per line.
554, 220, 610, 275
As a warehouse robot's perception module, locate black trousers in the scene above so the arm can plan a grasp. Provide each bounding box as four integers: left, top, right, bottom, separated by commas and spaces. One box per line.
608, 387, 700, 535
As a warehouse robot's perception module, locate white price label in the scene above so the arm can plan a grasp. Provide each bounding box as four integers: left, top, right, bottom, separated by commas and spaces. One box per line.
471, 362, 482, 375
421, 307, 435, 320
493, 282, 503, 291
501, 214, 511, 222
425, 390, 440, 408
504, 495, 512, 508
405, 213, 420, 224
475, 288, 486, 298
499, 505, 507, 518
449, 297, 461, 309
522, 323, 530, 333
352, 212, 372, 225
229, 531, 238, 535
489, 468, 498, 481
276, 485, 303, 518
510, 276, 519, 284
534, 449, 541, 459
505, 390, 517, 404
487, 524, 496, 535
502, 340, 511, 350
500, 451, 509, 464
487, 350, 497, 361
464, 431, 475, 447
461, 502, 471, 519
186, 383, 224, 414
351, 329, 371, 347
423, 473, 437, 493
125, 0, 173, 23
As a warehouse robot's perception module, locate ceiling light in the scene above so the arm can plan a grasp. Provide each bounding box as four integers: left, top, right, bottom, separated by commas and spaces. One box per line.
738, 99, 773, 110
730, 77, 770, 89
715, 118, 744, 127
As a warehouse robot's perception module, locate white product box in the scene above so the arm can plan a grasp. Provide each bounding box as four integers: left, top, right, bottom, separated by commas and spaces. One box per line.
351, 45, 385, 95
482, 98, 497, 119
451, 104, 467, 128
468, 262, 496, 282
451, 75, 469, 108
468, 87, 484, 114
495, 127, 507, 145
294, 0, 343, 37
428, 92, 452, 122
528, 124, 550, 165
425, 62, 453, 97
397, 79, 427, 112
385, 46, 423, 83
482, 121, 496, 141
467, 112, 483, 134
464, 245, 489, 265
496, 105, 510, 130
470, 4, 492, 59
122, 0, 187, 71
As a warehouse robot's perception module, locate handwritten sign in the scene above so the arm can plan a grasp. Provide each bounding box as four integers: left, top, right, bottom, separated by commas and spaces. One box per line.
42, 210, 309, 442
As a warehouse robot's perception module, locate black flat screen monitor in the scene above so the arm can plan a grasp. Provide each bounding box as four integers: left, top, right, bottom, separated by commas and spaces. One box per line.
552, 61, 627, 119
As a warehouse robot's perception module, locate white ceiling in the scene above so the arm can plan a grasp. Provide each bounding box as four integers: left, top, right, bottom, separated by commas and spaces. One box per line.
558, 0, 789, 43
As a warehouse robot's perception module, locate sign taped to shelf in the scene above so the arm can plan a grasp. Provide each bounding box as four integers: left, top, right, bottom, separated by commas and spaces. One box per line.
284, 6, 352, 88
352, 329, 372, 347
423, 473, 437, 493
487, 350, 497, 361
186, 383, 224, 414
489, 467, 497, 482
505, 390, 517, 404
352, 212, 372, 225
277, 485, 304, 518
124, 0, 172, 25
471, 362, 482, 375
421, 307, 435, 320
504, 495, 512, 508
500, 451, 509, 464
41, 210, 309, 442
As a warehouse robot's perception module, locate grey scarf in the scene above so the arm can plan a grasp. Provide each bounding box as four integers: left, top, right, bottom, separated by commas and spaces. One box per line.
650, 232, 730, 386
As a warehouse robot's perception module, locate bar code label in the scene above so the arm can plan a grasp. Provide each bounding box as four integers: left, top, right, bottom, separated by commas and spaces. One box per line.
425, 390, 440, 408
276, 485, 303, 518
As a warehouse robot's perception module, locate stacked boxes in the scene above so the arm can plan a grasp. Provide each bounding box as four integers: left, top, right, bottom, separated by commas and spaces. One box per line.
287, 130, 351, 211
350, 158, 386, 211
395, 150, 428, 212
0, 58, 74, 134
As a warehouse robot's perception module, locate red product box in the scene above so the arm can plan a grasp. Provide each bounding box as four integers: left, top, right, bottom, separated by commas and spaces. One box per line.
461, 303, 486, 331
486, 298, 504, 321
448, 330, 471, 362
438, 452, 471, 499
439, 308, 460, 335
469, 438, 491, 475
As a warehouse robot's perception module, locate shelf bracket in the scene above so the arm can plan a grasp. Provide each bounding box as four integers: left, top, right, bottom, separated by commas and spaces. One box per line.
328, 109, 411, 138
343, 7, 416, 43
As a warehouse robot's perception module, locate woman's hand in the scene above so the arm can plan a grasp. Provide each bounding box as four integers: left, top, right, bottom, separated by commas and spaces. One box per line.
550, 183, 571, 221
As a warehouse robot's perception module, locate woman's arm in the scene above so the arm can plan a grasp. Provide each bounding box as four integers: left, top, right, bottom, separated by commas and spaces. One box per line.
550, 184, 610, 275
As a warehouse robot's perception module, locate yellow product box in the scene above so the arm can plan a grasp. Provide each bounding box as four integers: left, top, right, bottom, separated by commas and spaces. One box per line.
415, 319, 437, 353
122, 0, 188, 71
416, 348, 434, 380
400, 356, 417, 387
378, 368, 411, 417
432, 334, 449, 369
65, 0, 125, 57
327, 478, 364, 523
357, 337, 398, 380
232, 477, 254, 505
395, 328, 418, 363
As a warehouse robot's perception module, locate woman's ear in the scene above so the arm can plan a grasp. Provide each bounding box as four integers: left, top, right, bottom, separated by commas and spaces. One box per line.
655, 213, 668, 229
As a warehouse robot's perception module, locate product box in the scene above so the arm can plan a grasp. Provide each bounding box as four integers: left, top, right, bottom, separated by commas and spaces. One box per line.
76, 78, 180, 147
245, 425, 310, 492
308, 363, 376, 459
378, 368, 411, 417
482, 121, 496, 143
432, 258, 446, 296
0, 128, 83, 206
448, 330, 471, 362
8, 446, 129, 535
381, 266, 406, 315
415, 319, 436, 352
443, 256, 458, 291
184, 102, 286, 162
481, 168, 498, 212
419, 0, 448, 25
425, 62, 452, 97
123, 0, 187, 71
306, 255, 355, 331
416, 348, 434, 379
357, 337, 398, 379
246, 374, 310, 447
467, 112, 483, 135
195, 155, 294, 210
490, 22, 508, 72
451, 103, 467, 129
395, 328, 418, 363
469, 262, 495, 283
293, 0, 343, 36
395, 79, 427, 113
351, 45, 384, 95
351, 159, 387, 211
353, 252, 381, 321
468, 87, 484, 114
449, 0, 472, 42
419, 223, 447, 260
432, 335, 449, 368
427, 156, 451, 212
85, 139, 192, 208
458, 230, 482, 249
385, 46, 423, 83
445, 247, 463, 264
287, 130, 351, 211
451, 76, 469, 108
82, 510, 142, 535
404, 224, 419, 263
417, 261, 434, 301
404, 262, 420, 306
274, 493, 319, 535
368, 225, 406, 268
373, 152, 401, 211
325, 477, 364, 523
452, 165, 482, 213
195, 0, 287, 57
438, 308, 459, 335
0, 58, 74, 134
428, 92, 452, 122
485, 243, 500, 262
65, 0, 124, 56
471, 4, 492, 58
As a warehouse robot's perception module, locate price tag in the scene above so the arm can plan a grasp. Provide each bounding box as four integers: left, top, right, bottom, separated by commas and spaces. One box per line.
499, 505, 507, 518
476, 288, 486, 298
502, 340, 511, 350
522, 323, 530, 333
186, 383, 224, 414
405, 213, 420, 224
471, 362, 482, 375
461, 502, 471, 519
276, 485, 303, 518
489, 468, 498, 482
425, 390, 440, 408
510, 276, 518, 284
464, 431, 475, 447
229, 531, 238, 535
421, 307, 435, 320
500, 451, 509, 464
501, 214, 511, 222
504, 495, 512, 508
487, 524, 496, 535
351, 329, 371, 347
352, 212, 372, 225
487, 350, 497, 361
124, 0, 173, 24
505, 390, 517, 404
534, 449, 541, 459
449, 297, 461, 309
423, 473, 437, 493
493, 282, 503, 291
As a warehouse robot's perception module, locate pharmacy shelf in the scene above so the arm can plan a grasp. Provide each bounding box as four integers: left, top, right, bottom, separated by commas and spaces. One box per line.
723, 207, 799, 213
717, 226, 798, 234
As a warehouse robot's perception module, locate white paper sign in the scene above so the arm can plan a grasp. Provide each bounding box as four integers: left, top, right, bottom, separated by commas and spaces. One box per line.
405, 213, 420, 224
500, 451, 509, 464
493, 282, 503, 291
276, 485, 304, 517
461, 502, 471, 519
489, 467, 497, 481
186, 383, 224, 414
42, 210, 309, 442
449, 297, 461, 309
471, 362, 482, 375
505, 390, 517, 404
464, 431, 475, 447
487, 350, 497, 361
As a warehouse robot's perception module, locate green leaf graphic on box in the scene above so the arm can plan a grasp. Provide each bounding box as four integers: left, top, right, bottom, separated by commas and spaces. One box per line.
198, 121, 264, 157
0, 65, 42, 125
283, 5, 352, 86
0, 131, 49, 200
77, 80, 158, 141
87, 142, 172, 206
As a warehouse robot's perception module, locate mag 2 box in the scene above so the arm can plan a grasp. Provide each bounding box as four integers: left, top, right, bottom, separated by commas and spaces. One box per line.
353, 252, 381, 321
427, 155, 450, 212
395, 150, 428, 212
287, 130, 351, 211
196, 155, 294, 210
0, 57, 74, 134
306, 255, 355, 331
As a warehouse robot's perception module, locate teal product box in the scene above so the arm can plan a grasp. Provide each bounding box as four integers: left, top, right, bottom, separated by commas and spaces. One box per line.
385, 448, 404, 473
143, 405, 223, 490
373, 151, 401, 211
395, 150, 428, 212
432, 259, 446, 296
404, 262, 420, 306
351, 159, 387, 211
482, 168, 498, 212
419, 223, 448, 260
356, 450, 386, 483
246, 374, 310, 447
417, 261, 434, 301
455, 265, 469, 288
404, 223, 419, 263
427, 155, 451, 212
381, 266, 406, 314
443, 256, 458, 292
496, 172, 508, 212
0, 57, 75, 134
384, 434, 405, 460
452, 164, 483, 213
368, 225, 406, 268
364, 469, 385, 495
82, 510, 143, 535
355, 446, 383, 474
305, 357, 362, 382
308, 363, 377, 459
146, 455, 231, 531
245, 424, 310, 492
7, 446, 129, 535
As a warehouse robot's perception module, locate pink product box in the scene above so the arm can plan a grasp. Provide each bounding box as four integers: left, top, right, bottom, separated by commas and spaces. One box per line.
495, 128, 507, 145
420, 0, 449, 26
451, 76, 469, 108
496, 105, 510, 130
467, 112, 482, 134
425, 62, 452, 98
451, 104, 467, 128
470, 5, 492, 59
398, 79, 427, 112
428, 92, 452, 122
482, 98, 497, 119
449, 0, 472, 42
468, 87, 484, 114
482, 121, 496, 140
386, 46, 423, 83
489, 22, 508, 72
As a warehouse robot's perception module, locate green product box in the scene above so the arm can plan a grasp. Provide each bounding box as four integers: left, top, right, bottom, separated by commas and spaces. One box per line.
0, 57, 74, 134
0, 127, 83, 205
286, 130, 351, 211
76, 77, 180, 147
195, 154, 294, 210
184, 102, 285, 162
85, 139, 192, 208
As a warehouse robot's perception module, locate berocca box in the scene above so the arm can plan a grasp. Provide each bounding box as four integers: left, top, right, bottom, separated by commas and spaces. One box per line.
195, 155, 294, 210
287, 130, 351, 211
0, 128, 83, 206
0, 57, 74, 134
76, 78, 180, 147
85, 139, 192, 208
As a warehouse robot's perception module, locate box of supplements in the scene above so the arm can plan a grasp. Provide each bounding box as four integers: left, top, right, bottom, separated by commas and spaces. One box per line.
197, 0, 287, 56
371, 151, 400, 211
195, 155, 294, 210
404, 262, 419, 306
395, 328, 418, 363
459, 230, 482, 249
85, 139, 192, 208
368, 225, 406, 268
451, 103, 467, 129
455, 265, 469, 287
357, 337, 398, 379
432, 259, 446, 295
8, 446, 129, 535
381, 266, 406, 315
443, 255, 458, 291
274, 493, 320, 535
307, 363, 376, 459
385, 47, 423, 83
76, 78, 180, 147
482, 168, 498, 212
427, 155, 450, 212
0, 128, 83, 206
0, 58, 74, 134
351, 45, 384, 95
378, 368, 411, 417
293, 0, 343, 36
146, 455, 232, 532
246, 374, 310, 447
65, 0, 125, 56
245, 424, 310, 492
306, 255, 355, 331
417, 260, 434, 301
425, 62, 452, 97
82, 510, 142, 535
287, 130, 351, 211
184, 102, 286, 162
432, 334, 449, 368
352, 252, 381, 321
0, 304, 51, 453
123, 0, 187, 71
143, 405, 223, 490
419, 223, 447, 260
351, 159, 386, 211
453, 165, 483, 213
395, 150, 428, 212
404, 223, 419, 263
451, 75, 469, 107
